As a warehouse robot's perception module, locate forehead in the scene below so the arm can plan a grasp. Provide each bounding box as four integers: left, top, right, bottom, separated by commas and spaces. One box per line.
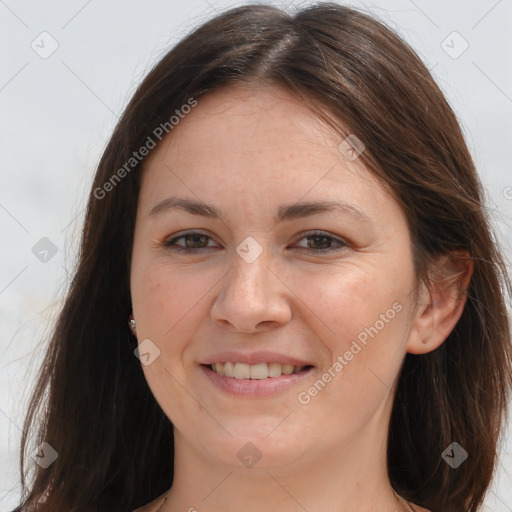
138, 84, 403, 227
151, 86, 331, 166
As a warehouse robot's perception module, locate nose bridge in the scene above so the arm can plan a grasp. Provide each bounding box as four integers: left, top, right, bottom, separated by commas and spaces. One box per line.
211, 236, 291, 331
228, 238, 272, 305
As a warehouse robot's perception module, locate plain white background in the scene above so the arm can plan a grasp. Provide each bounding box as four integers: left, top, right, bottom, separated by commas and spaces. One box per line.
0, 0, 511, 511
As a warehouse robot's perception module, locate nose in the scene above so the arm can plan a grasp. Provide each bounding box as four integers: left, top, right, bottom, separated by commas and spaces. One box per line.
210, 246, 292, 333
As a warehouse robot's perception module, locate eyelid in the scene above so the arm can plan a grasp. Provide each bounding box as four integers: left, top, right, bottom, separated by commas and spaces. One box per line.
163, 230, 220, 250
162, 229, 350, 254
291, 230, 349, 251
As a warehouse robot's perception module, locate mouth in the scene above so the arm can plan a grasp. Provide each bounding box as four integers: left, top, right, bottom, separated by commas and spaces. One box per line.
204, 362, 314, 379
199, 362, 315, 398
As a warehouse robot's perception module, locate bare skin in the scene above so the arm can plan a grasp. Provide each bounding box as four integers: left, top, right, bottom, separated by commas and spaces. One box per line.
130, 84, 471, 512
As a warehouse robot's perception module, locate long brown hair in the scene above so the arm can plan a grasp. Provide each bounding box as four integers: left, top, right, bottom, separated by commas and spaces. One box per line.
12, 3, 512, 511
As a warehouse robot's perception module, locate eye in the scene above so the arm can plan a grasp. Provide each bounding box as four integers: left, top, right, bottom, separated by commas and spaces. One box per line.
292, 231, 349, 254
161, 230, 349, 255
162, 231, 219, 253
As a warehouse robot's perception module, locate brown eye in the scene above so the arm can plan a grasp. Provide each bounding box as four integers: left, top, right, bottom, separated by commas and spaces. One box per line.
163, 232, 218, 253
307, 235, 332, 250
293, 231, 349, 254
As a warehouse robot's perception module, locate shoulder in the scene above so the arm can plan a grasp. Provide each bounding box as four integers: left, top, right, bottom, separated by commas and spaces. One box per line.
132, 493, 167, 512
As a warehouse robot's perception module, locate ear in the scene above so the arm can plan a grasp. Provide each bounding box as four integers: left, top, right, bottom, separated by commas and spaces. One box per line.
406, 252, 473, 354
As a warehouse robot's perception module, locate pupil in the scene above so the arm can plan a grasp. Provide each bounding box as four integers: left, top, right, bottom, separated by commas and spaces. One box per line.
310, 235, 328, 249
189, 234, 205, 247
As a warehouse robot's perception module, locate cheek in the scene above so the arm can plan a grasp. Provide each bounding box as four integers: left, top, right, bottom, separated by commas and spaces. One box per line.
131, 261, 223, 353
294, 270, 409, 426
132, 263, 213, 422
303, 264, 410, 382
308, 267, 403, 336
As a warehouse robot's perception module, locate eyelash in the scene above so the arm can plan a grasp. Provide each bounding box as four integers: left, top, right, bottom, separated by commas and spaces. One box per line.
162, 230, 349, 255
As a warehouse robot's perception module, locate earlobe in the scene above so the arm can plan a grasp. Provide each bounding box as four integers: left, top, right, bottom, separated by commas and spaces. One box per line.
406, 253, 473, 355
129, 314, 137, 335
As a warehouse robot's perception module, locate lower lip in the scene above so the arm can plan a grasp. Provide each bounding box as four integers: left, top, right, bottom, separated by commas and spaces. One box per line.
200, 364, 315, 397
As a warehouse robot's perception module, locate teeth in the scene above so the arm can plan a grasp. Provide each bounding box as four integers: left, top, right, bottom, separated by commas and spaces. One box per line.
249, 363, 267, 380
210, 362, 307, 379
282, 364, 295, 375
268, 362, 282, 377
224, 361, 234, 377
234, 362, 251, 379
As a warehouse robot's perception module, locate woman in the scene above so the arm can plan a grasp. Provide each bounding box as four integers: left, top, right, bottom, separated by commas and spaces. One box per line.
12, 3, 512, 512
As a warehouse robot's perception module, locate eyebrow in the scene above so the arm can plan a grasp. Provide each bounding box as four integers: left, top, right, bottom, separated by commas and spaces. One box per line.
148, 197, 371, 224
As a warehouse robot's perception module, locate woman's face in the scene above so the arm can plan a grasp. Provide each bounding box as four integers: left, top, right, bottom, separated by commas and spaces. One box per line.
130, 84, 420, 471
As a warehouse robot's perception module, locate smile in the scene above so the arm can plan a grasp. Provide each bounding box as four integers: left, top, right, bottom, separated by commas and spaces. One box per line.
209, 361, 311, 379
200, 363, 315, 397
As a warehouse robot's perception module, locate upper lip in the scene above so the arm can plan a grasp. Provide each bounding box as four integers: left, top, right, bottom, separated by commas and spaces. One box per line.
200, 351, 314, 367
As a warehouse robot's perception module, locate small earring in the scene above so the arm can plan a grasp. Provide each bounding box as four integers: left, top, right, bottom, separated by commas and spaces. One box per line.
129, 315, 136, 331
422, 337, 430, 345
